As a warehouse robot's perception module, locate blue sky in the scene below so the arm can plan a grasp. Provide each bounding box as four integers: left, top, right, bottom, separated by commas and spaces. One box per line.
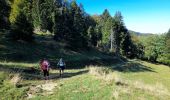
76, 0, 170, 34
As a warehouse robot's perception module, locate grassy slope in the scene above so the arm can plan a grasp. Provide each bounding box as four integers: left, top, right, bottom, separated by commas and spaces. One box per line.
31, 60, 170, 100
0, 32, 119, 100
120, 60, 170, 90
0, 32, 119, 68
0, 32, 170, 100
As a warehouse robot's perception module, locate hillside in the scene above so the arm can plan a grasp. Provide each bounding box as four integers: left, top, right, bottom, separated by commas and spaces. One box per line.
0, 31, 170, 100
1, 0, 170, 99
129, 30, 154, 36
0, 32, 121, 68
0, 31, 121, 100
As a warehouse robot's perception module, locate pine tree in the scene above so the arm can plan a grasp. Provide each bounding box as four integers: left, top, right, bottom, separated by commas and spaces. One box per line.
111, 11, 135, 57
0, 0, 10, 29
112, 11, 124, 55
9, 0, 34, 41
32, 0, 57, 32
101, 9, 113, 45
67, 0, 87, 49
32, 0, 41, 29
88, 26, 97, 46
95, 25, 102, 47
120, 29, 133, 56
53, 0, 68, 41
10, 11, 34, 41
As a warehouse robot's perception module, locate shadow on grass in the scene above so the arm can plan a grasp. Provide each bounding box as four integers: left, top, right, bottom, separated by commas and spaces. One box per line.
112, 62, 156, 73
0, 64, 88, 81
0, 33, 121, 65
49, 70, 88, 79
50, 57, 122, 69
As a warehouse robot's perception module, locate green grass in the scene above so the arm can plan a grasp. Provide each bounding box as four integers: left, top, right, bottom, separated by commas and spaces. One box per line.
119, 60, 170, 90
29, 60, 170, 100
0, 58, 170, 100
30, 74, 115, 100
0, 31, 170, 100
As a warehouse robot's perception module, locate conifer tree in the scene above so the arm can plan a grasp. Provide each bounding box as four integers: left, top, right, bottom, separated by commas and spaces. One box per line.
9, 0, 34, 41
100, 9, 113, 44
0, 0, 10, 29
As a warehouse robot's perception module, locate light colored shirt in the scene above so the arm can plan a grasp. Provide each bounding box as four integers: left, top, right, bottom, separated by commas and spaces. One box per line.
58, 60, 65, 66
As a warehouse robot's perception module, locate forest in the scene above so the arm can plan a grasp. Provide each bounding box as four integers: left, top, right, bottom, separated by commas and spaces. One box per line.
1, 0, 170, 65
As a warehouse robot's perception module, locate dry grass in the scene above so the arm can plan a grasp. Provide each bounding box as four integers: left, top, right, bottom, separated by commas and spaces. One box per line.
10, 73, 22, 86
88, 66, 117, 82
112, 90, 120, 100
27, 81, 58, 99
132, 81, 170, 97
88, 66, 170, 99
112, 81, 170, 99
88, 66, 127, 85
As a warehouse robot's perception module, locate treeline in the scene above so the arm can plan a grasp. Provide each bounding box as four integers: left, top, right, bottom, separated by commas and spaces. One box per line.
0, 0, 137, 57
131, 31, 170, 65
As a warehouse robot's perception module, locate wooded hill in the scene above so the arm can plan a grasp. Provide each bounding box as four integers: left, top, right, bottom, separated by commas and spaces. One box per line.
0, 0, 170, 65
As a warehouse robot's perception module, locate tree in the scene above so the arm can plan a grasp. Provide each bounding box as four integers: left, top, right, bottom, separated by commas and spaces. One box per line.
9, 0, 32, 24
112, 11, 124, 55
32, 0, 60, 32
32, 0, 41, 29
130, 33, 144, 59
10, 11, 34, 41
40, 0, 54, 32
166, 29, 170, 52
9, 0, 34, 41
53, 0, 65, 40
161, 29, 170, 65
0, 0, 10, 29
120, 29, 133, 57
88, 26, 97, 46
66, 0, 87, 49
143, 35, 165, 62
95, 25, 102, 47
100, 9, 113, 45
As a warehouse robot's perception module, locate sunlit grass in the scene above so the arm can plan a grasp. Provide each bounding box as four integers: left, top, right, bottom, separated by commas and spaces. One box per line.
1, 25, 169, 100
0, 58, 170, 100
28, 62, 170, 100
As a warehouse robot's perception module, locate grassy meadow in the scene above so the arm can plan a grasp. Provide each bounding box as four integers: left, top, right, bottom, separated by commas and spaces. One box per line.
0, 32, 170, 100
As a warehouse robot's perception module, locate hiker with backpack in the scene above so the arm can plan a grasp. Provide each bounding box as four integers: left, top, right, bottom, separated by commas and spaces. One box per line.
57, 58, 66, 77
40, 58, 50, 80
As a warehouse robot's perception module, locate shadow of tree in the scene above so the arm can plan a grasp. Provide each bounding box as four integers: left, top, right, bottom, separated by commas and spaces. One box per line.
0, 59, 156, 81
112, 62, 156, 73
0, 64, 88, 81
50, 57, 122, 69
49, 70, 88, 79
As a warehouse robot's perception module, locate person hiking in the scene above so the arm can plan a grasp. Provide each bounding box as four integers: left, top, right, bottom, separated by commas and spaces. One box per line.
40, 58, 50, 80
57, 58, 66, 77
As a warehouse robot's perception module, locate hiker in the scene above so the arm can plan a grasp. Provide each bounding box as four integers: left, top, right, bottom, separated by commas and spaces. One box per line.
57, 58, 66, 77
40, 58, 50, 80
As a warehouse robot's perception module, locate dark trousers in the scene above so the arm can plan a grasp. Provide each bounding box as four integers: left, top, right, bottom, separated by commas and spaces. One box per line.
43, 70, 49, 77
59, 66, 65, 71
59, 66, 65, 77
